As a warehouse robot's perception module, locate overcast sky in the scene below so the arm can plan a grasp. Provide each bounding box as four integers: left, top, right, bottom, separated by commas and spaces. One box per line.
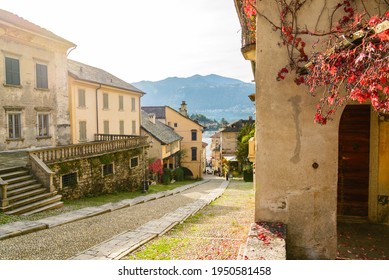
1, 0, 254, 83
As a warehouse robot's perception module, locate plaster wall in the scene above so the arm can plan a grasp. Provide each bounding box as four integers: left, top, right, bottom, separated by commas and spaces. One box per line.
0, 32, 71, 150
255, 1, 344, 259
165, 107, 203, 178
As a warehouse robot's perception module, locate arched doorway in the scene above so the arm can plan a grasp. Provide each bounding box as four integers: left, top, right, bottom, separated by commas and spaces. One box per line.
337, 105, 371, 218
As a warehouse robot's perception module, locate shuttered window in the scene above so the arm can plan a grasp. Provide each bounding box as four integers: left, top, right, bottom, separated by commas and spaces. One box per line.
5, 57, 20, 86
79, 121, 87, 141
36, 63, 48, 89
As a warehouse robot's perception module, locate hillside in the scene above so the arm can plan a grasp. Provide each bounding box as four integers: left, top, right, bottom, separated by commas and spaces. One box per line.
133, 74, 255, 122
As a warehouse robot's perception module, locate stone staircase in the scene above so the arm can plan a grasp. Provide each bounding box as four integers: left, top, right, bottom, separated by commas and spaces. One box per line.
0, 166, 63, 216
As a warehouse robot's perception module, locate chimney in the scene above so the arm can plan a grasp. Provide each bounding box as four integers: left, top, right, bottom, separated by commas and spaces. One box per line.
179, 101, 188, 117
148, 113, 156, 124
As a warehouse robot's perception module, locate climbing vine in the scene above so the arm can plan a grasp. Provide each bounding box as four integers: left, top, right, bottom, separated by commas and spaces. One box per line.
246, 0, 389, 124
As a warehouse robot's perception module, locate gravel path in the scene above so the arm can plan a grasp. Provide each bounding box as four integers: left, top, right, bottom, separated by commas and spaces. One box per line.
0, 179, 223, 260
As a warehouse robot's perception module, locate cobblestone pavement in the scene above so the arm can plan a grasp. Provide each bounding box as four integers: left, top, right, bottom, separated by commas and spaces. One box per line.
0, 178, 227, 260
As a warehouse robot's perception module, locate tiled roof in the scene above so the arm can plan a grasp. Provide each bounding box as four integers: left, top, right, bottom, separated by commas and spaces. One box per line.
68, 59, 144, 94
141, 111, 182, 144
141, 106, 166, 119
220, 119, 255, 132
0, 9, 75, 47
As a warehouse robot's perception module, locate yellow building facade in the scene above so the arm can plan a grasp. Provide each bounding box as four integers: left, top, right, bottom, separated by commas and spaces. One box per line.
68, 60, 144, 143
142, 103, 204, 179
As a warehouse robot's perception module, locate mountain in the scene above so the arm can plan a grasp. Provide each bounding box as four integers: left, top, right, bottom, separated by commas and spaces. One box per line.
133, 74, 255, 122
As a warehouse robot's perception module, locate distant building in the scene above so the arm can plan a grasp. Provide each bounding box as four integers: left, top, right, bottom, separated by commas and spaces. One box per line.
219, 117, 255, 161
142, 102, 205, 178
140, 110, 182, 170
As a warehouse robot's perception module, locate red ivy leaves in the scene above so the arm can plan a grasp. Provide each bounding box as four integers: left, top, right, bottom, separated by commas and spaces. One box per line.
299, 12, 389, 124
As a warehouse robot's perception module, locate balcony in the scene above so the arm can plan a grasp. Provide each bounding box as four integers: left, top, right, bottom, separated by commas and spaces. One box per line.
234, 0, 256, 62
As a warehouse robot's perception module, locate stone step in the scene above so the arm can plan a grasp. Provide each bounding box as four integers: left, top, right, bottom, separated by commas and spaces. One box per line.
21, 201, 64, 216
0, 170, 29, 180
5, 195, 63, 215
7, 179, 39, 191
7, 188, 47, 204
6, 192, 58, 211
7, 183, 43, 196
5, 175, 34, 185
0, 166, 26, 176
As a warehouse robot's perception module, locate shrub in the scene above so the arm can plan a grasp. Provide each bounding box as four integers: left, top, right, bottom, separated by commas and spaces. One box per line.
162, 168, 172, 185
173, 167, 184, 181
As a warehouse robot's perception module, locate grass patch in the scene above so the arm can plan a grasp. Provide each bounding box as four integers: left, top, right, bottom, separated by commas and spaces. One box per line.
0, 180, 199, 225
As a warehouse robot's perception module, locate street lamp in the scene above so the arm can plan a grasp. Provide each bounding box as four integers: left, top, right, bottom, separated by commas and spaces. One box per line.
142, 140, 153, 193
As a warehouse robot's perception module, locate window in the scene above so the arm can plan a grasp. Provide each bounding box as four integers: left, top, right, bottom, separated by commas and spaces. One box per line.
37, 113, 50, 137
62, 172, 77, 188
131, 97, 136, 112
102, 163, 114, 176
174, 123, 178, 128
78, 89, 86, 108
5, 57, 20, 86
104, 120, 109, 134
8, 113, 22, 139
191, 130, 197, 141
36, 63, 48, 89
191, 147, 197, 161
119, 120, 124, 135
132, 120, 136, 134
79, 121, 87, 141
130, 157, 139, 168
119, 96, 124, 111
103, 93, 109, 109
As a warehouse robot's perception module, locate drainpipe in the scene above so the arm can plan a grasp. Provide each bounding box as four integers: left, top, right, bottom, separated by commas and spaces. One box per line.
96, 84, 102, 135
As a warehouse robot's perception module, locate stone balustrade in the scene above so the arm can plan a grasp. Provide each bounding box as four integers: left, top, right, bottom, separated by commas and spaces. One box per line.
29, 136, 148, 164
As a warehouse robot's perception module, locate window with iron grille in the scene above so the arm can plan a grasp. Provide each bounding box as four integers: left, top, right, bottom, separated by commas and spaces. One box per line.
36, 63, 48, 89
5, 57, 20, 86
102, 163, 114, 176
62, 172, 77, 188
130, 157, 139, 168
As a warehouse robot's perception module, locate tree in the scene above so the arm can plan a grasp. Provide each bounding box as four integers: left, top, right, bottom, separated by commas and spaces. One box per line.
236, 122, 255, 168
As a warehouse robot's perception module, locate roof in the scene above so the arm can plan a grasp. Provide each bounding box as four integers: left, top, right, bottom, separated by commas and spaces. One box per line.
0, 9, 75, 47
68, 59, 144, 94
220, 119, 255, 133
142, 105, 206, 129
141, 106, 166, 119
211, 132, 221, 138
141, 111, 182, 145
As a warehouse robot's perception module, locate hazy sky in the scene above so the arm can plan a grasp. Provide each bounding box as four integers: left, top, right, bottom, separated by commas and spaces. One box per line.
1, 0, 254, 83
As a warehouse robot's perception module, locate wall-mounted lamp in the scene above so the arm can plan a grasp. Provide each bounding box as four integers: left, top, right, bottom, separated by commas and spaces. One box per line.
378, 113, 389, 122
378, 195, 389, 205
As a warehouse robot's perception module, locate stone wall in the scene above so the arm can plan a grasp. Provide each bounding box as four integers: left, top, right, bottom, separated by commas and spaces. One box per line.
48, 149, 145, 200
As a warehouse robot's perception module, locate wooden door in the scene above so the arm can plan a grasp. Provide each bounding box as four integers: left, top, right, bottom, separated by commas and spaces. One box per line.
338, 105, 370, 217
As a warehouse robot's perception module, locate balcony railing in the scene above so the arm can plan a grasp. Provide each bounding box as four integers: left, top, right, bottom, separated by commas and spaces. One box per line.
236, 0, 256, 48
29, 136, 148, 164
